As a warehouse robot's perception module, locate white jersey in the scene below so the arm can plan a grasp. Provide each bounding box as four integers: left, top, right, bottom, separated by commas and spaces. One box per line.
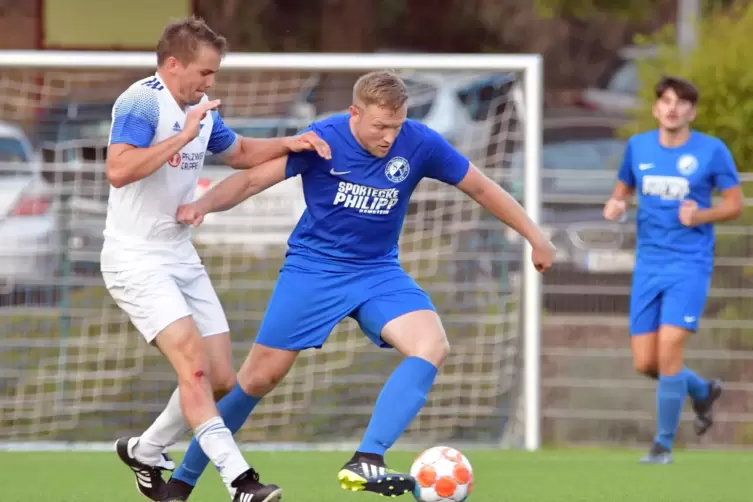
100, 73, 237, 271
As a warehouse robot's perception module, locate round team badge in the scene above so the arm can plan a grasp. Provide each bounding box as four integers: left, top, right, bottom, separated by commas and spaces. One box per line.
168, 153, 181, 168
676, 154, 698, 176
385, 156, 410, 183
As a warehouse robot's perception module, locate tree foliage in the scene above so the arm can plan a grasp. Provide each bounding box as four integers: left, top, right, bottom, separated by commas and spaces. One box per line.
534, 0, 663, 21
626, 3, 753, 171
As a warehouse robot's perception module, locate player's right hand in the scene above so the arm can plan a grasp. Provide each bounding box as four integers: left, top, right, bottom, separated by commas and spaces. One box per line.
603, 197, 627, 221
176, 203, 206, 227
182, 99, 221, 140
531, 238, 556, 273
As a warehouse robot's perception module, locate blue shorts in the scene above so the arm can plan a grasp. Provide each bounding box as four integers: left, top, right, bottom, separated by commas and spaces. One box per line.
255, 261, 436, 351
629, 267, 711, 335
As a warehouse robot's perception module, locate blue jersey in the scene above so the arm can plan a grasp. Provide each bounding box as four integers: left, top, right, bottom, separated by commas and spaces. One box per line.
284, 114, 470, 270
618, 129, 739, 273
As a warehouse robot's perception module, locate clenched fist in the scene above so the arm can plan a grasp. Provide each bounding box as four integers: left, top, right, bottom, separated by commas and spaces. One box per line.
679, 199, 699, 226
176, 203, 206, 228
603, 197, 627, 221
531, 238, 556, 272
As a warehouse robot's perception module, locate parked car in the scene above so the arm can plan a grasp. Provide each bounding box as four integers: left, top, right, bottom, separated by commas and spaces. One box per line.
458, 109, 635, 313
0, 121, 61, 295
578, 45, 657, 115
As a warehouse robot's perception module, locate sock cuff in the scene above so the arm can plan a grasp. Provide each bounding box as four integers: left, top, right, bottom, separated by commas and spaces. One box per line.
405, 356, 439, 372
194, 416, 225, 439
659, 373, 685, 382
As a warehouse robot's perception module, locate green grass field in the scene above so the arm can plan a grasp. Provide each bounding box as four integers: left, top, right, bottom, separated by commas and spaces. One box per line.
2, 448, 752, 501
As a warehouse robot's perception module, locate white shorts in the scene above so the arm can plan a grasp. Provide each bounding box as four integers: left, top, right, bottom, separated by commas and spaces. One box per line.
102, 263, 229, 343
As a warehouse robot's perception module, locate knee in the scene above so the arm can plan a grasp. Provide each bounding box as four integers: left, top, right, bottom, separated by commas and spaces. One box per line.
412, 335, 450, 368
211, 370, 237, 399
237, 367, 284, 397
633, 358, 658, 378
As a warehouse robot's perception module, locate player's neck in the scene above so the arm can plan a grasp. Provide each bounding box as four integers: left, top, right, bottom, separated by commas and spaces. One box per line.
156, 70, 190, 110
658, 127, 691, 148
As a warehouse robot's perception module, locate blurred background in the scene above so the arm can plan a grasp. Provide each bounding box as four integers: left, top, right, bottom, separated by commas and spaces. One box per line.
0, 0, 752, 454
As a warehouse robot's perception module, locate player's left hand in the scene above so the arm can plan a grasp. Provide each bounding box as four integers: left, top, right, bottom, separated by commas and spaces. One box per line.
679, 199, 699, 226
176, 203, 206, 228
286, 131, 332, 159
531, 238, 556, 272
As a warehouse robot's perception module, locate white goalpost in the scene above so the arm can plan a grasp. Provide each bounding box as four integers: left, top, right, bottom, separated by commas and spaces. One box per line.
0, 51, 542, 452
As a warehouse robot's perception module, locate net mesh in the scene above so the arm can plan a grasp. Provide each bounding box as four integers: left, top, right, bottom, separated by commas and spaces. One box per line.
0, 60, 527, 447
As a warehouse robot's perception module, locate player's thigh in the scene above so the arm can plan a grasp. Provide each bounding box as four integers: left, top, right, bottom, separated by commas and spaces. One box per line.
629, 269, 662, 338
351, 269, 448, 366
630, 332, 658, 375
172, 264, 235, 394
660, 271, 711, 334
102, 268, 192, 343
657, 272, 709, 374
255, 265, 356, 351
174, 264, 230, 338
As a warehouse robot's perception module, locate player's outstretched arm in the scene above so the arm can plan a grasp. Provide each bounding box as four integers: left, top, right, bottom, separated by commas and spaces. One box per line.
107, 100, 220, 188
456, 163, 556, 271
176, 155, 289, 227
222, 131, 331, 170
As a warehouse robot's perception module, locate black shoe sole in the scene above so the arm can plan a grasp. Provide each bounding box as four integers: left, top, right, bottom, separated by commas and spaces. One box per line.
114, 437, 169, 501
235, 487, 282, 502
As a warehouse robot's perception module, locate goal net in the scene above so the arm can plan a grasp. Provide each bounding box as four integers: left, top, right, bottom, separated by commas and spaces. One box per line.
0, 52, 542, 450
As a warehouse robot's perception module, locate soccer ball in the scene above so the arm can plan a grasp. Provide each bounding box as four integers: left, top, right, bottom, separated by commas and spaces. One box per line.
410, 446, 473, 501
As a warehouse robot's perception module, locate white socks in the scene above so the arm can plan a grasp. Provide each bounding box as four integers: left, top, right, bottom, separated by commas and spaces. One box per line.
195, 416, 250, 489
132, 388, 189, 466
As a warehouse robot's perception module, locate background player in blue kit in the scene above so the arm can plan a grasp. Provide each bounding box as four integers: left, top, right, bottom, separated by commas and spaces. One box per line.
604, 76, 743, 464
164, 70, 556, 500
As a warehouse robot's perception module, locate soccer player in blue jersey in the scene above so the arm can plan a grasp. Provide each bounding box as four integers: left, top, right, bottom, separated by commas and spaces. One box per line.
604, 76, 743, 464
164, 70, 556, 500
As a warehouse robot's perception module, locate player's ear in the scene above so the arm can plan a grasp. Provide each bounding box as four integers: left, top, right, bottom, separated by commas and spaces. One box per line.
651, 102, 659, 121
348, 104, 360, 121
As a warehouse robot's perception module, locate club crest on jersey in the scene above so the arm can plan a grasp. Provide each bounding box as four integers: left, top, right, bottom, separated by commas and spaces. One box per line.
385, 156, 410, 183
676, 154, 698, 176
168, 153, 181, 168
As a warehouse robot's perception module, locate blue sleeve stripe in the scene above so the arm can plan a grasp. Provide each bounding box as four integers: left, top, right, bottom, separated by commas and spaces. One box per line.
110, 115, 155, 148
207, 110, 238, 155
109, 85, 158, 147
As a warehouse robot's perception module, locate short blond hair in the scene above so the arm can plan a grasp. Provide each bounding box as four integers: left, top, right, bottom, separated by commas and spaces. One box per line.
156, 16, 227, 66
352, 71, 408, 110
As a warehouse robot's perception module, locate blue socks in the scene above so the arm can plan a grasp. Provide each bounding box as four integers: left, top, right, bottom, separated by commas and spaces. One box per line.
358, 356, 438, 456
654, 373, 687, 450
680, 366, 709, 402
172, 384, 261, 487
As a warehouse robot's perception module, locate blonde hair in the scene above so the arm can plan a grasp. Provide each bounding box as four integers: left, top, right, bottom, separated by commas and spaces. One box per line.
156, 16, 227, 66
352, 71, 409, 110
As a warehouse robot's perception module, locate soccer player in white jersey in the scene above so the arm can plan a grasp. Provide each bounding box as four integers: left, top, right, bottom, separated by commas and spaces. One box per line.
103, 17, 329, 502
161, 71, 556, 501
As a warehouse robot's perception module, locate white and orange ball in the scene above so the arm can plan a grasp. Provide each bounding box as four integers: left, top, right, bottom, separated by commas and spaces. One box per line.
410, 446, 473, 501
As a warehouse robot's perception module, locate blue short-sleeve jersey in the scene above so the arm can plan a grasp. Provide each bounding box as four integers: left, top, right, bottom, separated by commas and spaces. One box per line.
617, 129, 739, 273
284, 114, 470, 270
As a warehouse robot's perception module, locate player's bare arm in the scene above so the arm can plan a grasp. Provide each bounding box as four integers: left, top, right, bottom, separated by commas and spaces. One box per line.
107, 100, 220, 188
679, 186, 743, 226
603, 181, 635, 221
456, 162, 556, 271
222, 131, 331, 170
177, 155, 288, 226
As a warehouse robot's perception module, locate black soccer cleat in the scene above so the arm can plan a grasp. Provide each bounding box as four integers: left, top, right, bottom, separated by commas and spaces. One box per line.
231, 469, 283, 502
338, 453, 416, 497
165, 477, 194, 502
693, 379, 722, 436
115, 436, 171, 501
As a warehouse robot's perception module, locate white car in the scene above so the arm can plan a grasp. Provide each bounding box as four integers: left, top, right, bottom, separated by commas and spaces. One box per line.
0, 122, 60, 294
